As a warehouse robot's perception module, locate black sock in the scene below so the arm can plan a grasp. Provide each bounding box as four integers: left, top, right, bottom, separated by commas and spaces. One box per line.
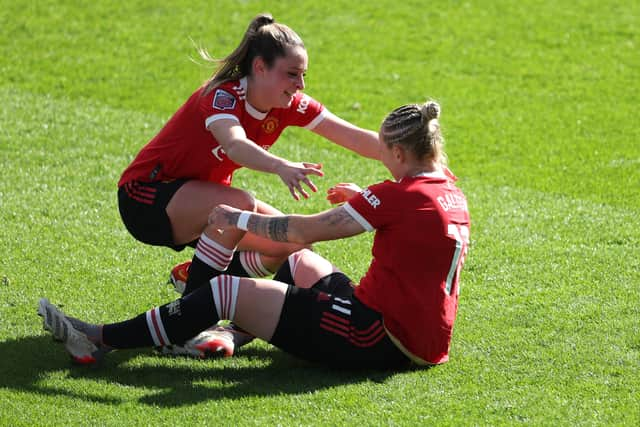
224, 252, 250, 277
102, 284, 220, 348
272, 259, 294, 285
183, 256, 222, 295
102, 313, 152, 349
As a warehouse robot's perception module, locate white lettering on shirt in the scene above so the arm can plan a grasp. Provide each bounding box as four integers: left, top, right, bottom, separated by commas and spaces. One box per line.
211, 146, 225, 161
361, 188, 381, 209
437, 193, 467, 212
296, 96, 310, 114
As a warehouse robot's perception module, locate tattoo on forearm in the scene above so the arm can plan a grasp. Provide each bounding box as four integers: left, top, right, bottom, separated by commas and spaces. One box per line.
247, 215, 290, 242
268, 217, 289, 242
320, 208, 356, 227
224, 210, 240, 227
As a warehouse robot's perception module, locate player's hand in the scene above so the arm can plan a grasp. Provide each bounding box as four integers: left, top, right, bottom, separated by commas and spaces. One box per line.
208, 204, 242, 231
276, 161, 324, 200
326, 183, 362, 204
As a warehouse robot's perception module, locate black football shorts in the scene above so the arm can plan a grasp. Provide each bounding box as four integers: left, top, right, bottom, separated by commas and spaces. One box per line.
118, 179, 196, 251
270, 272, 410, 369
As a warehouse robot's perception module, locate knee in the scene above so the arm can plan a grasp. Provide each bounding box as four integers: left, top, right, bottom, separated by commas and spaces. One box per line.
289, 249, 337, 289
229, 189, 257, 213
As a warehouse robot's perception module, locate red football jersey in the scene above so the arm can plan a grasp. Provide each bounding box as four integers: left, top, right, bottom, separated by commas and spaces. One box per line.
345, 170, 470, 365
118, 77, 326, 187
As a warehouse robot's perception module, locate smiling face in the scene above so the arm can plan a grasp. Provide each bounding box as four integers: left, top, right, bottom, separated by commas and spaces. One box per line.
248, 45, 308, 111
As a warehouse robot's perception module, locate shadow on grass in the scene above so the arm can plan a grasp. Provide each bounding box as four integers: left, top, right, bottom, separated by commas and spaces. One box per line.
0, 335, 416, 407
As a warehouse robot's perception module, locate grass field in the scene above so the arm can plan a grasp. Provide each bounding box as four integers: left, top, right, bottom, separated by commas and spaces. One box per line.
1, 0, 639, 425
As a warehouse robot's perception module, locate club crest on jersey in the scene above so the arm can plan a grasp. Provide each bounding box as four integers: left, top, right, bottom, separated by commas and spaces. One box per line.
213, 89, 236, 110
262, 117, 279, 134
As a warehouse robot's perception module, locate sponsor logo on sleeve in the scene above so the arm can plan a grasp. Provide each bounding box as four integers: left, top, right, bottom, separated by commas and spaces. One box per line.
212, 89, 237, 110
296, 95, 310, 114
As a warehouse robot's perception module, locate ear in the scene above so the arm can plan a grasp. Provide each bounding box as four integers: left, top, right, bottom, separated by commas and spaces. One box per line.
392, 144, 406, 163
252, 56, 266, 76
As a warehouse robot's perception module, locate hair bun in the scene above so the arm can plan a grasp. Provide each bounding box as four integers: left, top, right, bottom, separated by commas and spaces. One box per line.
421, 101, 440, 121
253, 13, 275, 30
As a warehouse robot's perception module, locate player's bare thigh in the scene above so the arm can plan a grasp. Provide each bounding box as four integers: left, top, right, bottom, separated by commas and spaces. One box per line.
233, 251, 340, 340
166, 180, 255, 245
167, 181, 305, 259
233, 277, 288, 340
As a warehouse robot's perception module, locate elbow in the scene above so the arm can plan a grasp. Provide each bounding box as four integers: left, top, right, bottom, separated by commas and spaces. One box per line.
221, 143, 241, 163
219, 137, 251, 165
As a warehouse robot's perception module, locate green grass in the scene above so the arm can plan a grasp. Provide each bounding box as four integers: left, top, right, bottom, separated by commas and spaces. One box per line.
1, 0, 639, 425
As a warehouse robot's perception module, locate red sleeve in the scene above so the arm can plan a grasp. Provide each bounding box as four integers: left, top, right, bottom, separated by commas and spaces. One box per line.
286, 93, 325, 128
199, 87, 244, 129
344, 180, 398, 231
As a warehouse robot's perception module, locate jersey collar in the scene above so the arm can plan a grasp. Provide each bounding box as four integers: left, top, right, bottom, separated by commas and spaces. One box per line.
397, 169, 449, 183
240, 77, 269, 120
412, 171, 447, 179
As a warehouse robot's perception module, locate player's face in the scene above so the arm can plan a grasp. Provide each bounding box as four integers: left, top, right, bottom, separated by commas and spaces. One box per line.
260, 46, 308, 109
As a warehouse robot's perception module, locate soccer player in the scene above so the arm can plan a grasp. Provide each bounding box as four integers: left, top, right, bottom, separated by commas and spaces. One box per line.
117, 13, 381, 291
40, 101, 471, 368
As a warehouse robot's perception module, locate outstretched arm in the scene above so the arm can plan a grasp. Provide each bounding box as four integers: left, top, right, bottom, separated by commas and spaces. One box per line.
209, 204, 366, 245
210, 119, 324, 200
312, 112, 382, 161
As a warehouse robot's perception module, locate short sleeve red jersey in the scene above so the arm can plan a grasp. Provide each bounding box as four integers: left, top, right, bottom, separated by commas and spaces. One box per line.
344, 170, 470, 365
118, 77, 326, 187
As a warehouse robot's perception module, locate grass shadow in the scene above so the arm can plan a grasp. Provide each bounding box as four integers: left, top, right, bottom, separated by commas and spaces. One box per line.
0, 335, 417, 407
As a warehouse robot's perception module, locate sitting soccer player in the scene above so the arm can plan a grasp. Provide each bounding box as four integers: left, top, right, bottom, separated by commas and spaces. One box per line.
39, 101, 471, 368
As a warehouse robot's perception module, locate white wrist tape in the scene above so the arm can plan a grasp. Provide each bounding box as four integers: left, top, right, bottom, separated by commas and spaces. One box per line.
237, 211, 251, 231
